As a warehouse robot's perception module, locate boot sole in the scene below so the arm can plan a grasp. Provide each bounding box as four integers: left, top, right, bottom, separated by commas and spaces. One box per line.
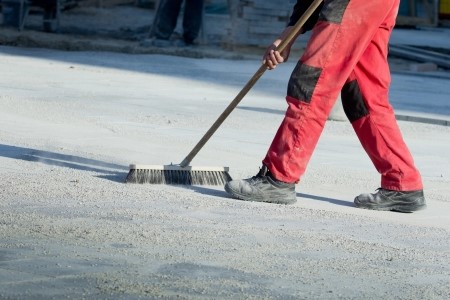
354, 200, 427, 213
224, 184, 297, 205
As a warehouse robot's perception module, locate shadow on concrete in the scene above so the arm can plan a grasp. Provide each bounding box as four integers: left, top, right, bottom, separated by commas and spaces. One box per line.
238, 105, 450, 126
297, 192, 354, 207
186, 185, 229, 198
0, 144, 128, 183
237, 106, 285, 116
186, 185, 354, 208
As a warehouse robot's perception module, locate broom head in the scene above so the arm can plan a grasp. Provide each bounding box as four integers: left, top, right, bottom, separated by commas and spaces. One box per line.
126, 164, 232, 185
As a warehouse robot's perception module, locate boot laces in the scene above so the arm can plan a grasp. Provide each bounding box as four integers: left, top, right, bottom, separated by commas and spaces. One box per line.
248, 166, 269, 184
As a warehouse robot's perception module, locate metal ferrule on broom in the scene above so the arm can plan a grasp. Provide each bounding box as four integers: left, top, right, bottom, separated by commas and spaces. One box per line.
126, 0, 323, 185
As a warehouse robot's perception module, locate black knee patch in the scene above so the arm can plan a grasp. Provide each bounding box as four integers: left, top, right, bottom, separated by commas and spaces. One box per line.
341, 80, 368, 122
319, 0, 350, 24
287, 62, 322, 103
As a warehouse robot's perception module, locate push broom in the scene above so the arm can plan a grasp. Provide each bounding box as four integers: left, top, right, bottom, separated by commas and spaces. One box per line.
126, 0, 323, 185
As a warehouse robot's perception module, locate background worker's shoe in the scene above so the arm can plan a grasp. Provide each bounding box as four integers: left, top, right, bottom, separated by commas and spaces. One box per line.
224, 166, 296, 205
140, 37, 173, 47
354, 188, 426, 212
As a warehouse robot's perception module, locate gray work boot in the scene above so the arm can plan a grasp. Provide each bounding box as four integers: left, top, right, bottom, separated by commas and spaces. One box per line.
354, 188, 426, 212
224, 166, 296, 205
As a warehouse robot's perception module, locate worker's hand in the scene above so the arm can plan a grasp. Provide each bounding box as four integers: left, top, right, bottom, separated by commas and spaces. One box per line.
263, 40, 291, 70
263, 26, 300, 70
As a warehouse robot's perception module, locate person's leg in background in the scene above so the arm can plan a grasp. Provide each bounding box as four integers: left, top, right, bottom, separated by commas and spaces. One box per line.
182, 0, 204, 44
150, 0, 183, 40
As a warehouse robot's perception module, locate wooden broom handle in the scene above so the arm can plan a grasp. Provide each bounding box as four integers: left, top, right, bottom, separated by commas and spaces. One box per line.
180, 0, 323, 167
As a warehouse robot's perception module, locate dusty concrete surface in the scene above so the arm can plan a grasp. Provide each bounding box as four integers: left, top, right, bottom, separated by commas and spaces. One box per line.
0, 3, 449, 300
0, 45, 449, 299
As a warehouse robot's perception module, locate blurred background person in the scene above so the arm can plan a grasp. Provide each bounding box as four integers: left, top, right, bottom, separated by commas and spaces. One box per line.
147, 0, 204, 46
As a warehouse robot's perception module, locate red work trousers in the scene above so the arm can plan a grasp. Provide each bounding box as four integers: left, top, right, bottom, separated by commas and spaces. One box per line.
263, 0, 423, 191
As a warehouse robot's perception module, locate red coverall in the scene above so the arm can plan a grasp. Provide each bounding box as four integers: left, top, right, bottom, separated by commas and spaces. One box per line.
262, 0, 423, 191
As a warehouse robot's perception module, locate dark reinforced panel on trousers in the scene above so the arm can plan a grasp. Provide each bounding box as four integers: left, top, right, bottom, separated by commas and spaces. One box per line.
287, 62, 322, 103
319, 0, 350, 24
341, 79, 369, 122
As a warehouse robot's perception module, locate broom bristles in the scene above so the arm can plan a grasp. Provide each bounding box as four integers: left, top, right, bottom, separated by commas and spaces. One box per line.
125, 164, 232, 185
